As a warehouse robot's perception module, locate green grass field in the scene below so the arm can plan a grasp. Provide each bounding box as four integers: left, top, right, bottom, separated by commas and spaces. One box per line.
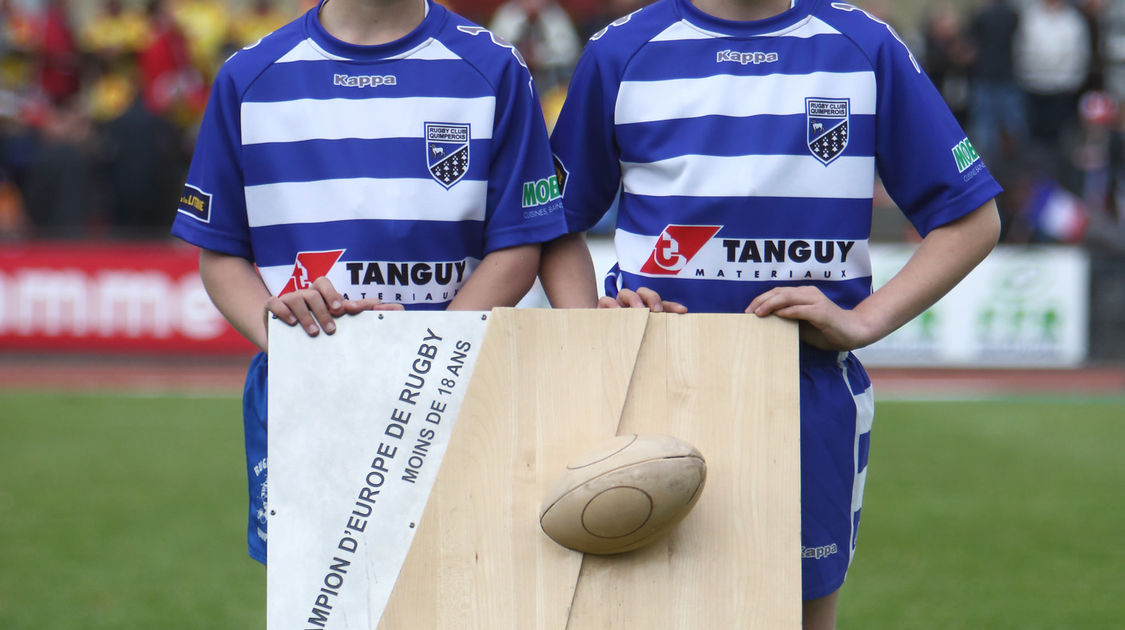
1, 392, 1122, 629
0, 393, 264, 630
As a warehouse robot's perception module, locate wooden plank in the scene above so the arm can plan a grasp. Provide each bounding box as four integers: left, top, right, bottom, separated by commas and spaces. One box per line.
378, 308, 649, 630
566, 314, 802, 630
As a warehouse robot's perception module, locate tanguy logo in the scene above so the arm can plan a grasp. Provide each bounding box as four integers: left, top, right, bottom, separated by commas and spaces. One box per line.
640, 225, 722, 275
345, 260, 467, 287
280, 250, 345, 295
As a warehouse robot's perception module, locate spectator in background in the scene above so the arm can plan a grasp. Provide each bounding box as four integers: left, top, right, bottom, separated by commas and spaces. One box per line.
230, 0, 291, 49
80, 0, 148, 59
0, 165, 26, 239
85, 54, 136, 123
0, 0, 37, 56
1071, 91, 1117, 199
1014, 0, 1090, 152
1002, 150, 1090, 244
22, 97, 100, 238
0, 16, 29, 242
921, 2, 974, 125
0, 46, 37, 206
489, 0, 580, 88
1079, 0, 1108, 93
967, 0, 1025, 163
1102, 0, 1125, 102
1069, 90, 1125, 252
170, 0, 232, 80
35, 0, 81, 105
102, 87, 184, 238
138, 0, 206, 125
81, 0, 150, 126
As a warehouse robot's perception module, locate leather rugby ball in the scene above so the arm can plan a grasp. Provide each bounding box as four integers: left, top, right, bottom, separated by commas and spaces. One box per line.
539, 434, 706, 555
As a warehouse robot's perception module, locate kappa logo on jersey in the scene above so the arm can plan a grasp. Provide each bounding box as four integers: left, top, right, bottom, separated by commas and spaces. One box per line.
177, 184, 211, 222
802, 543, 839, 560
334, 73, 397, 88
640, 225, 722, 275
280, 250, 345, 295
426, 123, 471, 189
807, 98, 850, 165
716, 50, 779, 65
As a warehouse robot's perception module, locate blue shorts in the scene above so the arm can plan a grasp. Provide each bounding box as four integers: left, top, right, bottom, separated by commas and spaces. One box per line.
242, 352, 269, 565
799, 345, 874, 600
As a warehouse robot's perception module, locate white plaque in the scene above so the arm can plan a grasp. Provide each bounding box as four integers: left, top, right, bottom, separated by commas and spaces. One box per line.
267, 311, 489, 629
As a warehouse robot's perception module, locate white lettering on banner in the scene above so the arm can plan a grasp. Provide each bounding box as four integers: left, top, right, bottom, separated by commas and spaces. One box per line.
0, 268, 227, 340
4, 269, 88, 335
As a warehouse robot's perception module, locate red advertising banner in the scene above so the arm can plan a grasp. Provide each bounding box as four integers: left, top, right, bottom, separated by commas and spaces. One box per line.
0, 241, 256, 356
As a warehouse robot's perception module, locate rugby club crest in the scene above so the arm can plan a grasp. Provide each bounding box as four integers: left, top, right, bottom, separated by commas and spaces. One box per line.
426, 122, 471, 188
806, 98, 850, 165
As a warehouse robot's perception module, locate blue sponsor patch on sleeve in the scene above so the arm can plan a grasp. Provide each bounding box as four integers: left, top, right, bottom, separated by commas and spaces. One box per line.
177, 184, 212, 222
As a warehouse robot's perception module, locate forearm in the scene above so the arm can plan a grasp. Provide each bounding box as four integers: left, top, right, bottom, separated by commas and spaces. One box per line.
199, 248, 272, 352
447, 243, 541, 310
854, 200, 1001, 343
538, 232, 599, 308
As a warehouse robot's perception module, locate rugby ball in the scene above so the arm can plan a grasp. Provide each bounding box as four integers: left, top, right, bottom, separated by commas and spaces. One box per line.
539, 434, 706, 555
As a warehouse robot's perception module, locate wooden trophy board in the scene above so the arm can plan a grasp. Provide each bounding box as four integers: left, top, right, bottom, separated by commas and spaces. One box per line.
268, 309, 800, 630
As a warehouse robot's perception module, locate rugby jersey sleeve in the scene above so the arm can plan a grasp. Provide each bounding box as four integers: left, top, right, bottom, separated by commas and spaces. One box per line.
481, 55, 569, 254
170, 67, 253, 260
549, 42, 623, 233
871, 28, 1002, 237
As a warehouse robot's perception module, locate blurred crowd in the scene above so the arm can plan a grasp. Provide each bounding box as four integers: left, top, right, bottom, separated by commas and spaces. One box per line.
1, 0, 1124, 253
913, 0, 1125, 254
0, 0, 293, 239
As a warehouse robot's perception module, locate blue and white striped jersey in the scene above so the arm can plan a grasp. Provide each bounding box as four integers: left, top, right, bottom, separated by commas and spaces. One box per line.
172, 0, 566, 309
552, 0, 1002, 313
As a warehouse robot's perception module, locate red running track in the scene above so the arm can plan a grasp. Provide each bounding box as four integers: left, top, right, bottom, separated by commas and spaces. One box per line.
1, 355, 1122, 397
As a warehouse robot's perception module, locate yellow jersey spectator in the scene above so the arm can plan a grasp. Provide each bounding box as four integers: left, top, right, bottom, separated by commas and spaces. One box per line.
87, 63, 136, 122
80, 0, 149, 56
230, 0, 291, 49
170, 0, 231, 78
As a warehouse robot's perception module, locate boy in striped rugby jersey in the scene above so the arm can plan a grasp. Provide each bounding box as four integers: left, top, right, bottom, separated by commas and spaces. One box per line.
539, 0, 1001, 627
171, 0, 566, 565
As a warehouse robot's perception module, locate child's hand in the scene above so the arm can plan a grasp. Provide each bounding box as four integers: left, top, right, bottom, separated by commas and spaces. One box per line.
265, 277, 403, 337
745, 286, 871, 351
597, 287, 688, 313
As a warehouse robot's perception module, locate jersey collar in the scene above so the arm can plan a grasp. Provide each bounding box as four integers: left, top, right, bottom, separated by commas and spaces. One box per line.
306, 0, 445, 62
675, 0, 815, 38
